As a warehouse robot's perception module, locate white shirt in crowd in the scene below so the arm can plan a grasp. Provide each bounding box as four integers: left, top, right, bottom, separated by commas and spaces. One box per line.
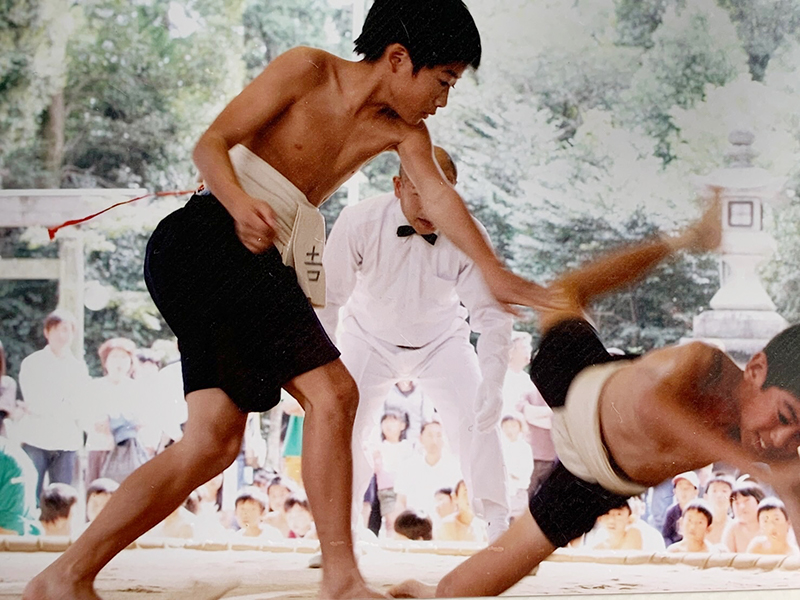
502, 369, 537, 417
16, 346, 89, 451
501, 435, 534, 494
394, 451, 462, 519
82, 377, 145, 451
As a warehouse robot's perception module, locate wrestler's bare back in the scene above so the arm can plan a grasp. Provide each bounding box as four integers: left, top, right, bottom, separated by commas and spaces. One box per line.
597, 341, 745, 487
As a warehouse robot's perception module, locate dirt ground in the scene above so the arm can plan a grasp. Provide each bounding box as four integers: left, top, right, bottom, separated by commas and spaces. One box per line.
1, 547, 799, 600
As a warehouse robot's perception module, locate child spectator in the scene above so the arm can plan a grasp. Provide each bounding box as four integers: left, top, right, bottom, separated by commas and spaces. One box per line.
285, 494, 316, 539
85, 479, 119, 524
374, 408, 414, 535
234, 487, 282, 540
133, 350, 161, 380
433, 488, 457, 521
506, 332, 556, 496
252, 468, 276, 498
667, 500, 717, 553
394, 421, 461, 519
499, 414, 534, 520
626, 495, 665, 551
747, 498, 799, 556
384, 381, 434, 444
39, 483, 79, 537
435, 481, 488, 543
265, 476, 293, 537
193, 473, 229, 539
592, 500, 643, 550
145, 492, 199, 539
83, 338, 143, 484
662, 471, 699, 546
0, 340, 19, 438
704, 474, 734, 545
722, 480, 766, 552
0, 436, 40, 535
394, 510, 433, 541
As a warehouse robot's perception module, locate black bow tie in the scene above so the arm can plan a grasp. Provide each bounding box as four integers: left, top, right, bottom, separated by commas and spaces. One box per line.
397, 225, 437, 245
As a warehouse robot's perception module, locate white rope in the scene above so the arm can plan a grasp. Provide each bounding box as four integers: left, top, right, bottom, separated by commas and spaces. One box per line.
2, 536, 798, 571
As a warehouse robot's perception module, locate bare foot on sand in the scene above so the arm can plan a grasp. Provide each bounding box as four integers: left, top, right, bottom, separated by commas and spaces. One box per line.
387, 579, 437, 598
23, 571, 101, 600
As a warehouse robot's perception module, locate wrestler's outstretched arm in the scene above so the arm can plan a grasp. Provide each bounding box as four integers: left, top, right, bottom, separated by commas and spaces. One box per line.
537, 189, 722, 333
389, 509, 555, 598
396, 129, 551, 312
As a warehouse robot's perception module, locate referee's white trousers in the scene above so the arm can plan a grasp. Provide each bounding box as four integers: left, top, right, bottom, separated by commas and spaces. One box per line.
338, 326, 510, 524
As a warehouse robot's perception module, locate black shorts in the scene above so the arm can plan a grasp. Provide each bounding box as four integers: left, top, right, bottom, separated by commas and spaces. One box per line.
527, 319, 632, 548
144, 192, 340, 413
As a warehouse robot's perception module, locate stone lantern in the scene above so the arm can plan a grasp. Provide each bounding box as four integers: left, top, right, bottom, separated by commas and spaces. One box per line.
690, 130, 789, 365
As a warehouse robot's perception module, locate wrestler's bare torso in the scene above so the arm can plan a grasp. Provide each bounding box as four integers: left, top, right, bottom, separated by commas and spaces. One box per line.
597, 341, 745, 487
242, 52, 407, 206
206, 46, 449, 207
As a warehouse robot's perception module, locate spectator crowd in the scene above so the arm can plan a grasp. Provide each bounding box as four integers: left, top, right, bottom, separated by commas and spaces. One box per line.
0, 311, 797, 556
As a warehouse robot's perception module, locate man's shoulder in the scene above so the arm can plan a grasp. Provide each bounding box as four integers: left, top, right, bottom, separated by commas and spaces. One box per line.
272, 46, 337, 80
20, 348, 49, 367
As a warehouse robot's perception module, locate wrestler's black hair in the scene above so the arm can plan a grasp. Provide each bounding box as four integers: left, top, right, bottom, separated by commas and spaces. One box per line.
40, 483, 78, 523
683, 499, 713, 526
757, 497, 789, 520
394, 509, 433, 540
354, 0, 481, 72
761, 324, 800, 399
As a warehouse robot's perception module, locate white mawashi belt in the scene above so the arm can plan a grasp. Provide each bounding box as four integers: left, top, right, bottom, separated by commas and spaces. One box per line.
229, 144, 326, 307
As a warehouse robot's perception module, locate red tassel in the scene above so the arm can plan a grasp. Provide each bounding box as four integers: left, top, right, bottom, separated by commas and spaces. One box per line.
47, 189, 196, 240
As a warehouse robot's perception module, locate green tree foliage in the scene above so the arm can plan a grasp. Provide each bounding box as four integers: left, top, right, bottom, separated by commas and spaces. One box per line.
717, 0, 800, 81
622, 0, 748, 162
2, 0, 245, 374
242, 0, 350, 79
614, 0, 681, 48
0, 0, 72, 182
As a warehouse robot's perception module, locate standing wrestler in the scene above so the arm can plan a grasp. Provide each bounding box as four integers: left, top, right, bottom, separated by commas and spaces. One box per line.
24, 2, 551, 598
318, 146, 514, 540
390, 193, 800, 598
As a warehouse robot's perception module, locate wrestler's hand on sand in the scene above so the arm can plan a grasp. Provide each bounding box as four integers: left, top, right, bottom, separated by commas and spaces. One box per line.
230, 194, 278, 253
388, 579, 438, 598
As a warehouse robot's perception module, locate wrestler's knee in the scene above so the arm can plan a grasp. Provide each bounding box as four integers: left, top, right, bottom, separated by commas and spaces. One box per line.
327, 375, 360, 424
